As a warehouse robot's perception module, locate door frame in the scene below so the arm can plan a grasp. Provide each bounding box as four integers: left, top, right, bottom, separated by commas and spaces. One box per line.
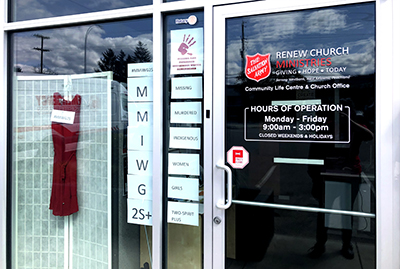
212, 0, 400, 268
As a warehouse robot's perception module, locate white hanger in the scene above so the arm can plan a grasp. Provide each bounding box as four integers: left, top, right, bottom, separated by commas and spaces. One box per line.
64, 76, 73, 101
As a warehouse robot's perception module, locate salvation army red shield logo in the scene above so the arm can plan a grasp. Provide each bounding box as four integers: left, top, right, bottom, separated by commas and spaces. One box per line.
245, 53, 271, 82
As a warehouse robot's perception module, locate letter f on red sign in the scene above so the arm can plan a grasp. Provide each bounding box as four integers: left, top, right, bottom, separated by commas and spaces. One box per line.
233, 150, 243, 163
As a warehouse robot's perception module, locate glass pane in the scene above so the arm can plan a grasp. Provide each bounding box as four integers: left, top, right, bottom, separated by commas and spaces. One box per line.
225, 3, 375, 268
163, 11, 204, 269
10, 18, 153, 269
10, 0, 152, 22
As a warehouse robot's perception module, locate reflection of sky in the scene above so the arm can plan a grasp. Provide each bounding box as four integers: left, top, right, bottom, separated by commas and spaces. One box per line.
11, 0, 152, 21
14, 18, 153, 75
226, 3, 375, 83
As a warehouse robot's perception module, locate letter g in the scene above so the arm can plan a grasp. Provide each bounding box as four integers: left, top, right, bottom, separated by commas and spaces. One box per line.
138, 184, 146, 195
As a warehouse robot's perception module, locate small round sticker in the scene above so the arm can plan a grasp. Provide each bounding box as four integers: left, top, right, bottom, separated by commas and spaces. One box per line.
188, 15, 197, 25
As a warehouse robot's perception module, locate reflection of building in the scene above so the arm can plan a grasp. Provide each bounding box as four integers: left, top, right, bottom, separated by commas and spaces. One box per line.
1, 1, 400, 269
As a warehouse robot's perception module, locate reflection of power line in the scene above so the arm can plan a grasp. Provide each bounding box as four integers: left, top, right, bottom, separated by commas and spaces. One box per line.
33, 34, 51, 74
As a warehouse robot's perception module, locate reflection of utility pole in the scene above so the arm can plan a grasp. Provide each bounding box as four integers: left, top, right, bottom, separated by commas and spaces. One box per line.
239, 21, 247, 82
240, 21, 247, 71
33, 34, 50, 74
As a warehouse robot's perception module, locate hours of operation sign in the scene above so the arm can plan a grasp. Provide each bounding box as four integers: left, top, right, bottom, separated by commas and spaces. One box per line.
245, 104, 351, 143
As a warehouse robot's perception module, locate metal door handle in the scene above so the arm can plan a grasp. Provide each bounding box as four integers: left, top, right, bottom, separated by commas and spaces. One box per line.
216, 162, 232, 209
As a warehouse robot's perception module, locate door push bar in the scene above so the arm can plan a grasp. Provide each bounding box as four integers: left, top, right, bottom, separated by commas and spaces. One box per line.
216, 162, 232, 209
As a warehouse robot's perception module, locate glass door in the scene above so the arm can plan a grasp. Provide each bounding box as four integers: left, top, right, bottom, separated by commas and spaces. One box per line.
213, 1, 376, 268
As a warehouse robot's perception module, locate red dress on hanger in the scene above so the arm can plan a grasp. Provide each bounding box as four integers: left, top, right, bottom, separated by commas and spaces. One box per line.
50, 92, 81, 216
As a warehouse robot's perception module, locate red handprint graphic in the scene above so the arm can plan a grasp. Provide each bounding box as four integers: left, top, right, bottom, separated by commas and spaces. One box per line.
178, 34, 196, 56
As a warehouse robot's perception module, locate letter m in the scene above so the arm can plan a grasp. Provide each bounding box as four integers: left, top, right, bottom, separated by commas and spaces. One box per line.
137, 86, 148, 97
137, 111, 149, 122
276, 60, 286, 68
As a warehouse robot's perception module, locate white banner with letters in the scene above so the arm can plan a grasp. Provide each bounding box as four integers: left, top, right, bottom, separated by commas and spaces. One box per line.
128, 150, 153, 175
171, 76, 203, 99
168, 201, 199, 226
169, 127, 201, 150
170, 102, 202, 124
168, 153, 200, 176
168, 177, 199, 201
128, 175, 153, 200
128, 77, 153, 102
127, 199, 153, 226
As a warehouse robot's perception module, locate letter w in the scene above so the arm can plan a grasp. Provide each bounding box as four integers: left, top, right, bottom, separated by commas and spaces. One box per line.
136, 160, 149, 170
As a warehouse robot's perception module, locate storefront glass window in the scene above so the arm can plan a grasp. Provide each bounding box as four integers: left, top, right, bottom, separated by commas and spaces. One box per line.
163, 11, 205, 269
10, 0, 152, 22
10, 18, 153, 268
224, 3, 376, 267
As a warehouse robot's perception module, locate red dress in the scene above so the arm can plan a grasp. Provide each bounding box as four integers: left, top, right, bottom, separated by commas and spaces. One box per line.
50, 92, 81, 216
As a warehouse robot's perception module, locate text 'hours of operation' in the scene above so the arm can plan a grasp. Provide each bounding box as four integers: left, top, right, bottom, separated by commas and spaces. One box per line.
245, 106, 350, 143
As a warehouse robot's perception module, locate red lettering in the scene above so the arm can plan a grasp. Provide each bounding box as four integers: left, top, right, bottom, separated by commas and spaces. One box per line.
311, 58, 317, 66
276, 60, 286, 68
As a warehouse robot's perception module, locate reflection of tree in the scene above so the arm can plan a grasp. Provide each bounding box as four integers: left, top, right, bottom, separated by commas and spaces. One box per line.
95, 41, 152, 83
33, 64, 58, 75
131, 41, 152, 63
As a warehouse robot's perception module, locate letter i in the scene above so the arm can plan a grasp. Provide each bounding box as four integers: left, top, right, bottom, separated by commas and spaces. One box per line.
141, 135, 144, 146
